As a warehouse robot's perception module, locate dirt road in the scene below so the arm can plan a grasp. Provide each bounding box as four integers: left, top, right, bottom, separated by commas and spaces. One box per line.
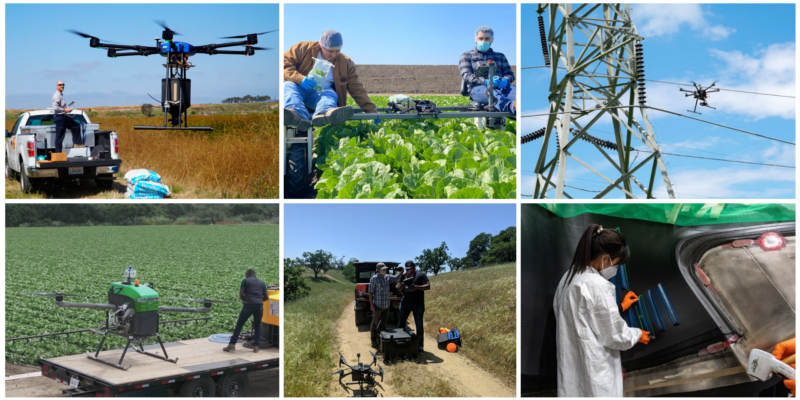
324, 273, 346, 284
5, 363, 279, 397
332, 304, 514, 397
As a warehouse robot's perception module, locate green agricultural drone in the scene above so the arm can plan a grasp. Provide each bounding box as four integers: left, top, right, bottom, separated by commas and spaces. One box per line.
13, 267, 236, 371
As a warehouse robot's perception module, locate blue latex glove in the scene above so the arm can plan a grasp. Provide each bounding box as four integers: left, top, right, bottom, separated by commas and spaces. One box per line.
496, 77, 509, 89
301, 77, 316, 91
374, 119, 382, 125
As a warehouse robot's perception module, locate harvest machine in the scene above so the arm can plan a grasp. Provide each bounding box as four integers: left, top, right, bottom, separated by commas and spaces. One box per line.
68, 21, 275, 131
8, 267, 237, 371
285, 59, 515, 198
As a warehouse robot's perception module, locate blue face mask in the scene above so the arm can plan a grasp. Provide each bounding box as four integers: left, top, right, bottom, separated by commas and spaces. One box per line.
476, 41, 491, 52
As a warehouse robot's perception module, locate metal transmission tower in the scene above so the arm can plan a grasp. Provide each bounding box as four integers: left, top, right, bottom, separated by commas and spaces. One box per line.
530, 3, 675, 199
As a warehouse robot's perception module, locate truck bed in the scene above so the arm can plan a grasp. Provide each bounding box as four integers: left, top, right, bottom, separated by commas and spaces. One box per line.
40, 338, 278, 391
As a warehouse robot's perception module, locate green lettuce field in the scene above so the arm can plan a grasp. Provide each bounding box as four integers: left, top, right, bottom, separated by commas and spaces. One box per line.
5, 225, 279, 365
312, 96, 516, 199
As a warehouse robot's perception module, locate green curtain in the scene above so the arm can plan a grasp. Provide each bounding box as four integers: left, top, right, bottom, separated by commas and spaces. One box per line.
539, 203, 795, 226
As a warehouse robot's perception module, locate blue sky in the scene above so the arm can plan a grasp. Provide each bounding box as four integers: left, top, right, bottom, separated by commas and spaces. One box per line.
520, 4, 796, 199
285, 4, 516, 65
284, 204, 516, 272
5, 4, 279, 109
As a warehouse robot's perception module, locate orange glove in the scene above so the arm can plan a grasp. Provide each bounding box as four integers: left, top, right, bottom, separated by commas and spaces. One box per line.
773, 338, 796, 395
638, 330, 650, 345
621, 291, 639, 311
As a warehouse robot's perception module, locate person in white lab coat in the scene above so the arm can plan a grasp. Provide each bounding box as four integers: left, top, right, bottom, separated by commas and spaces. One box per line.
554, 224, 650, 397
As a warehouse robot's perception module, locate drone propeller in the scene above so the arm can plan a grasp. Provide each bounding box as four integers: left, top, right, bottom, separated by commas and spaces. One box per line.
248, 47, 272, 51
330, 369, 345, 376
66, 30, 117, 43
220, 30, 277, 39
154, 20, 182, 36
162, 297, 238, 304
22, 292, 85, 297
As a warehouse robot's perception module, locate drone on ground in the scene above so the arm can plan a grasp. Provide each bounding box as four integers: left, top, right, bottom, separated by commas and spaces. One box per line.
679, 82, 720, 114
68, 21, 275, 131
330, 351, 385, 398
10, 267, 237, 371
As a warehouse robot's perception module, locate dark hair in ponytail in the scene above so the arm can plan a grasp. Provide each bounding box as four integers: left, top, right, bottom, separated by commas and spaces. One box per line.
566, 224, 630, 284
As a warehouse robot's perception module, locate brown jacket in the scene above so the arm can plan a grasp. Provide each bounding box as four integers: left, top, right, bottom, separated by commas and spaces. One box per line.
284, 41, 377, 113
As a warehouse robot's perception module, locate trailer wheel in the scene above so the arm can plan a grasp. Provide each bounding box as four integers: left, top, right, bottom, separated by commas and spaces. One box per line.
179, 377, 216, 397
216, 371, 249, 397
286, 143, 309, 198
355, 309, 365, 325
20, 162, 37, 194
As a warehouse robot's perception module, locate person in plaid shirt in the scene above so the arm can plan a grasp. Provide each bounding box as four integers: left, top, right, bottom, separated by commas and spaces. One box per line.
459, 26, 516, 115
368, 263, 401, 347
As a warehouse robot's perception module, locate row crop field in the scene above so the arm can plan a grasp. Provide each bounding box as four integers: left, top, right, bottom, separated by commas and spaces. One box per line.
5, 224, 279, 365
312, 96, 516, 199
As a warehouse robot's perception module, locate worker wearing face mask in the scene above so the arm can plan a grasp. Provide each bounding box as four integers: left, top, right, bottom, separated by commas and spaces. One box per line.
554, 224, 649, 397
458, 26, 516, 115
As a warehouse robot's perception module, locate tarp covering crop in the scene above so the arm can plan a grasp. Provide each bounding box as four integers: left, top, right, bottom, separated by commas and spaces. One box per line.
538, 203, 795, 226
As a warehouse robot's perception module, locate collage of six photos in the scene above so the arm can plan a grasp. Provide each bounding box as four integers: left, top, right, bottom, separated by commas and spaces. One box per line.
2, 2, 797, 399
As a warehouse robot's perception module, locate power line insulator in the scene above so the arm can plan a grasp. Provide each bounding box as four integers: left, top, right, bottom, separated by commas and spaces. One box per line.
538, 14, 550, 67
635, 42, 647, 105
521, 127, 547, 144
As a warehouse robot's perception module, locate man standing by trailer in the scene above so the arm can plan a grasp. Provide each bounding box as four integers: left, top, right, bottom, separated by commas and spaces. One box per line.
459, 26, 516, 115
52, 81, 84, 153
283, 30, 378, 131
224, 269, 268, 353
397, 260, 430, 353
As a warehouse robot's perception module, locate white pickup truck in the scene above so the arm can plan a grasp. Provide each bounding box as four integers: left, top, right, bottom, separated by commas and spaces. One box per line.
5, 109, 121, 193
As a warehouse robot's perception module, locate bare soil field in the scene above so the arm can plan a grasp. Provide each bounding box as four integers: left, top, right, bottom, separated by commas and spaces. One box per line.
357, 65, 518, 94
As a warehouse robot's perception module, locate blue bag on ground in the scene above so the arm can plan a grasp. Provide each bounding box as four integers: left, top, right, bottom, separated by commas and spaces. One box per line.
124, 169, 169, 199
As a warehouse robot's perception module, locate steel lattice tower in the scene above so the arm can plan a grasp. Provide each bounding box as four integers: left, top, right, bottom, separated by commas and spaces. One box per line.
531, 3, 675, 199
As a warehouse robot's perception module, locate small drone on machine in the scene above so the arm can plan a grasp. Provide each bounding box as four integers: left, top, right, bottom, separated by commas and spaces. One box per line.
330, 351, 385, 397
680, 82, 720, 114
9, 267, 237, 371
68, 21, 275, 131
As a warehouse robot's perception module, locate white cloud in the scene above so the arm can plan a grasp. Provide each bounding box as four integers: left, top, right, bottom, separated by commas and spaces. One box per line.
632, 4, 735, 41
652, 165, 795, 199
642, 43, 796, 120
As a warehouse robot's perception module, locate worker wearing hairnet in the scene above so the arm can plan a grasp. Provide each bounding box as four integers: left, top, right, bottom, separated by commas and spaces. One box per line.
554, 224, 650, 397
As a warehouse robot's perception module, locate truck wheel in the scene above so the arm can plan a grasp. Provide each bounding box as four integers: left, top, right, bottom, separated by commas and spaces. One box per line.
216, 372, 249, 397
179, 377, 215, 397
5, 156, 15, 180
286, 143, 309, 198
355, 309, 365, 325
20, 164, 37, 194
95, 179, 113, 190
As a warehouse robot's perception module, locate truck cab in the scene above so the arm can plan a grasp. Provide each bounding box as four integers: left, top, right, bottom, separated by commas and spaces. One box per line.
353, 261, 404, 326
5, 109, 121, 193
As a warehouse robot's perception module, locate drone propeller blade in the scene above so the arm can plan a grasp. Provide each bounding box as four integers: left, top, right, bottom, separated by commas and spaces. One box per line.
249, 47, 272, 51
378, 364, 385, 376
22, 292, 85, 297
154, 20, 181, 35
330, 369, 345, 376
220, 29, 278, 39
66, 30, 117, 43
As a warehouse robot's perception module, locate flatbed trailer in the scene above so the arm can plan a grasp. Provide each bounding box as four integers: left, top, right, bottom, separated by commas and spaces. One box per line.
39, 338, 279, 397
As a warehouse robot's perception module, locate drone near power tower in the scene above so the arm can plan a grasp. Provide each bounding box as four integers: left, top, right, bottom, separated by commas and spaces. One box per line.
68, 21, 275, 131
9, 267, 238, 371
680, 82, 721, 115
331, 351, 385, 397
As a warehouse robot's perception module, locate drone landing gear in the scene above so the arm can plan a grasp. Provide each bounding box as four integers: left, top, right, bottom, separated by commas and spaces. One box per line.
85, 330, 177, 371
